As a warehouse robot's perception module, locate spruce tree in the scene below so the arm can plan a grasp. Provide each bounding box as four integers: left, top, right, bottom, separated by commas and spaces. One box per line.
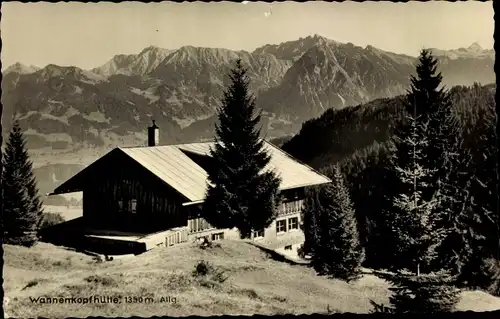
202, 59, 281, 239
385, 96, 441, 274
300, 186, 326, 272
431, 133, 477, 275
316, 166, 365, 281
407, 50, 457, 211
452, 85, 499, 286
304, 166, 364, 281
2, 120, 43, 247
376, 271, 460, 314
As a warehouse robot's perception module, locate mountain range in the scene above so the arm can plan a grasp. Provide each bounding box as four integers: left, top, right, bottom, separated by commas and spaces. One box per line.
1, 34, 495, 156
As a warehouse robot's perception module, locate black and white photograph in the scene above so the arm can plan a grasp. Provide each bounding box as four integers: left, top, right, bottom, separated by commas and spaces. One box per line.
1, 1, 497, 317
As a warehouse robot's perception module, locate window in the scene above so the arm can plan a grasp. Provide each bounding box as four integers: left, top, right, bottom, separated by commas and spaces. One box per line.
252, 229, 265, 239
212, 232, 224, 241
131, 199, 137, 214
288, 217, 299, 230
118, 199, 137, 213
276, 219, 287, 233
284, 245, 292, 251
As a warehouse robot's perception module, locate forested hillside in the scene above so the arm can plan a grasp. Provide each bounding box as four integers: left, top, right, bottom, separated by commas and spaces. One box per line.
284, 82, 497, 276
282, 83, 495, 170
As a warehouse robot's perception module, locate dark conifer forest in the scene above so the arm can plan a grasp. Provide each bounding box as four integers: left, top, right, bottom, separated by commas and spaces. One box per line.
283, 73, 497, 295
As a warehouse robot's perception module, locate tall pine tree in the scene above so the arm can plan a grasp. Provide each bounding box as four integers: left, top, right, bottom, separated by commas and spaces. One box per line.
2, 120, 43, 247
202, 59, 281, 239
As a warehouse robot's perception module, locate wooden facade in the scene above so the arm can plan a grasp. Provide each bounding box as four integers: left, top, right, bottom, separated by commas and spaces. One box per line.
47, 137, 330, 256
79, 150, 188, 233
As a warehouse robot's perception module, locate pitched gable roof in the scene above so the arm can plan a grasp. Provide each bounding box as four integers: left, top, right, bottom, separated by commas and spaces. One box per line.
51, 141, 331, 205
120, 145, 209, 202
176, 141, 332, 192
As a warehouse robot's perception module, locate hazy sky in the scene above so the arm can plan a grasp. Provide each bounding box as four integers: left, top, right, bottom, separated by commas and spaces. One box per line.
1, 1, 494, 70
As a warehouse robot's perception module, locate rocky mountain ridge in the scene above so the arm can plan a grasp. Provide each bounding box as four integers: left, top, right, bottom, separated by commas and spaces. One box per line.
2, 35, 495, 155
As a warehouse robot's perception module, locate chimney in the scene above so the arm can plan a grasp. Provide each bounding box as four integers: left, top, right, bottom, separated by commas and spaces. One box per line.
147, 120, 159, 146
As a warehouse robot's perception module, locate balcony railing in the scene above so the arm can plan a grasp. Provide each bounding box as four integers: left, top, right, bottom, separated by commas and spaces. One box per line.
278, 199, 305, 216
188, 217, 215, 234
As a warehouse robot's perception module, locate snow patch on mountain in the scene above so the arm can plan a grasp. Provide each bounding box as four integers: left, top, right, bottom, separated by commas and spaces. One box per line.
173, 114, 213, 129
337, 93, 346, 106
25, 129, 73, 143
82, 111, 110, 123
130, 87, 160, 104
74, 86, 83, 94
64, 107, 81, 118
48, 99, 64, 105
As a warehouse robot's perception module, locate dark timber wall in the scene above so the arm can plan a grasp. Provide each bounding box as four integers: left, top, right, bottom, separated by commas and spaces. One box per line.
81, 150, 188, 233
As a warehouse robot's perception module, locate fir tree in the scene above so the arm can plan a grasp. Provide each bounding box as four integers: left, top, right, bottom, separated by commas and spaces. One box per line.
316, 166, 365, 281
300, 186, 329, 273
452, 86, 499, 285
376, 271, 460, 314
202, 59, 281, 239
404, 50, 454, 215
300, 186, 323, 258
385, 100, 441, 274
431, 134, 477, 275
2, 120, 43, 247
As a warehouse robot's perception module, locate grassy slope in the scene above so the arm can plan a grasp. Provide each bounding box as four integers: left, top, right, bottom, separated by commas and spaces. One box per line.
4, 241, 500, 317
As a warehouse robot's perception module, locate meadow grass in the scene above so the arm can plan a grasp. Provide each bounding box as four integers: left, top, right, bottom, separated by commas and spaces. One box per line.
3, 240, 500, 317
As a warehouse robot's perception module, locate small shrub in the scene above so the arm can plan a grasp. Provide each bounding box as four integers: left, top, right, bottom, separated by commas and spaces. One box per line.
39, 212, 65, 229
199, 237, 221, 250
192, 260, 229, 284
272, 295, 288, 303
84, 275, 117, 287
370, 300, 394, 314
193, 260, 212, 277
22, 279, 41, 290
236, 288, 260, 300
